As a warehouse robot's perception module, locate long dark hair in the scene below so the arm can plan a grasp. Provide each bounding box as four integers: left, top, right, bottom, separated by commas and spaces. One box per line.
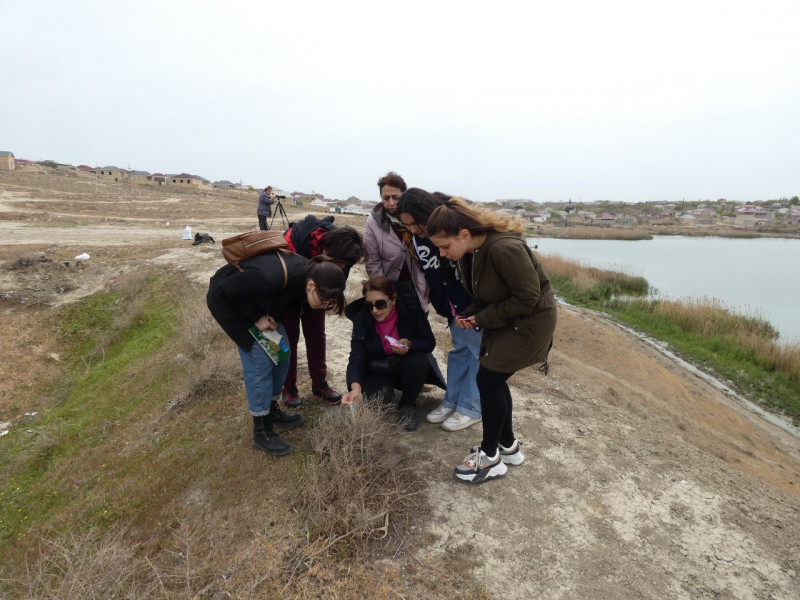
396, 187, 445, 225
305, 256, 346, 315
320, 226, 365, 274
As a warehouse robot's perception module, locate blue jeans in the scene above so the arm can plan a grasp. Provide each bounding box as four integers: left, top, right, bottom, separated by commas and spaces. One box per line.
237, 323, 291, 416
441, 321, 482, 419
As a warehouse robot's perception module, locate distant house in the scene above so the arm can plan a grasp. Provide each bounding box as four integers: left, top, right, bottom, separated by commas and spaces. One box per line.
76, 165, 95, 178
13, 158, 35, 169
152, 173, 167, 185
129, 170, 152, 183
340, 203, 371, 216
169, 173, 210, 187
523, 211, 546, 223
212, 180, 236, 190
309, 198, 332, 208
97, 166, 125, 181
0, 151, 16, 170
735, 205, 773, 227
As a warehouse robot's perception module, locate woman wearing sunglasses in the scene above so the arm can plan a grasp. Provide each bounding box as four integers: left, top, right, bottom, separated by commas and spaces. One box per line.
342, 276, 445, 431
207, 254, 346, 457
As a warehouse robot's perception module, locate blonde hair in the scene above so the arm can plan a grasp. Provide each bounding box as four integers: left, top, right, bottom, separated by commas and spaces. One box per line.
427, 196, 524, 237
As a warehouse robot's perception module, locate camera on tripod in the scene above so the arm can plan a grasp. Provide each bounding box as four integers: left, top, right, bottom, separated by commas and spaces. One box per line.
270, 195, 289, 230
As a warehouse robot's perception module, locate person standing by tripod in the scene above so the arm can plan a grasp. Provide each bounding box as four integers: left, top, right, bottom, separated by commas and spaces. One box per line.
257, 186, 276, 230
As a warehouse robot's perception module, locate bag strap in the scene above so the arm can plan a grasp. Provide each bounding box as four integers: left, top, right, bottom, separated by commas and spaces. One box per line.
277, 250, 288, 289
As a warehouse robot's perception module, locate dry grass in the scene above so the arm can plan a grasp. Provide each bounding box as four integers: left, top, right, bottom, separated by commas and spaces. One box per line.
302, 398, 428, 547
540, 254, 648, 295
648, 296, 799, 379
649, 296, 777, 340
548, 226, 653, 240
166, 292, 241, 410
1, 268, 484, 599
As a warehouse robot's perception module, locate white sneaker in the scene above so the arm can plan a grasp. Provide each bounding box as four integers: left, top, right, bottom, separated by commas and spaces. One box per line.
441, 412, 481, 432
454, 448, 507, 484
499, 440, 525, 465
471, 440, 525, 465
426, 404, 455, 424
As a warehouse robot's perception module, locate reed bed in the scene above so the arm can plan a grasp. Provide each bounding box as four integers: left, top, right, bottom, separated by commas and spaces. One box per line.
541, 226, 653, 241
542, 255, 800, 421
608, 296, 799, 383
539, 254, 648, 301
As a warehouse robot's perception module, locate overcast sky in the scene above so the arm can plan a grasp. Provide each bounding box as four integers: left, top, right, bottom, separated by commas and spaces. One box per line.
3, 0, 798, 203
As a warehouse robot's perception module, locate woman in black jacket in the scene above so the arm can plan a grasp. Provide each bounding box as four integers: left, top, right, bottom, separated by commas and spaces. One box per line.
207, 253, 346, 456
342, 276, 445, 431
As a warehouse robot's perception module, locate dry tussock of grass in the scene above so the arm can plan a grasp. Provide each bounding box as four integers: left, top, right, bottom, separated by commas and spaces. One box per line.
301, 398, 428, 548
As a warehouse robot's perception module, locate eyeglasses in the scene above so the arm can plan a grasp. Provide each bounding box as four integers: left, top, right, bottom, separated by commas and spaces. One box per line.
313, 289, 337, 310
381, 194, 401, 202
364, 299, 389, 312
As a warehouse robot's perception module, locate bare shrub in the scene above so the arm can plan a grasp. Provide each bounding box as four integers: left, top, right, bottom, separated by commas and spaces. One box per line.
301, 398, 428, 548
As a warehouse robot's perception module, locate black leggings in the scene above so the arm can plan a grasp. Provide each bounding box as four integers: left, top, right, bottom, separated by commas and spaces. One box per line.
362, 350, 428, 407
477, 366, 516, 456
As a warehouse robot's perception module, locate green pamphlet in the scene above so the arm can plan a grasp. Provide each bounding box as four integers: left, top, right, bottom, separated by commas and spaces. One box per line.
249, 326, 290, 365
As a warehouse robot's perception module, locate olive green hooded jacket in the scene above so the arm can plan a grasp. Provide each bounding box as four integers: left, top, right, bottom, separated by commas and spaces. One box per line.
458, 231, 556, 373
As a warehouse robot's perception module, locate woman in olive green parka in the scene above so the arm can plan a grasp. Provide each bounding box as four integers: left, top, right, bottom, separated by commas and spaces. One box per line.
428, 196, 556, 485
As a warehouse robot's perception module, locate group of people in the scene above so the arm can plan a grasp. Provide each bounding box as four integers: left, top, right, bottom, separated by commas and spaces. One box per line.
207, 173, 557, 484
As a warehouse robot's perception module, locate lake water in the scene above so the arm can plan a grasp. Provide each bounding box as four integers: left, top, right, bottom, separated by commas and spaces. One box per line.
530, 236, 800, 343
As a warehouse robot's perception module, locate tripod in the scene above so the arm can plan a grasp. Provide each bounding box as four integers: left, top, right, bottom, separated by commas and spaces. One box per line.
270, 198, 290, 231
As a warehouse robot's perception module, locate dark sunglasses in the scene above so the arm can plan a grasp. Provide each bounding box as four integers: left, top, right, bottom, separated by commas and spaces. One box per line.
365, 299, 389, 311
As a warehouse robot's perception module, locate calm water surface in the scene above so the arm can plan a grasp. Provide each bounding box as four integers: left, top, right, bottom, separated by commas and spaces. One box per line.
530, 236, 800, 342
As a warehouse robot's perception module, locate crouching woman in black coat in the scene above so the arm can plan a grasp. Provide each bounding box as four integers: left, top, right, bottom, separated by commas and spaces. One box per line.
207, 253, 346, 456
342, 276, 445, 431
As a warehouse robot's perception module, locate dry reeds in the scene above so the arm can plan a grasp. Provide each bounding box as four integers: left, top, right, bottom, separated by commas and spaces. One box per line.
540, 254, 648, 295
549, 226, 653, 240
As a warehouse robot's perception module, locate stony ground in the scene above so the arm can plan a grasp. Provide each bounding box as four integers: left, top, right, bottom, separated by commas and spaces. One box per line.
2, 169, 799, 600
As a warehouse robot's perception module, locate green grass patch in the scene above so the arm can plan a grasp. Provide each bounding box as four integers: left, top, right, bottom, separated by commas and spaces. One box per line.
0, 271, 182, 552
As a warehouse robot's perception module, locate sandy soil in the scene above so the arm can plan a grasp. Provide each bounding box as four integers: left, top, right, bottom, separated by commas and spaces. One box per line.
2, 170, 799, 599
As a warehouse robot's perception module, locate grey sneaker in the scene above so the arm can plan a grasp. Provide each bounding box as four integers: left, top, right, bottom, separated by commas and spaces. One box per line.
454, 448, 507, 484
471, 440, 524, 465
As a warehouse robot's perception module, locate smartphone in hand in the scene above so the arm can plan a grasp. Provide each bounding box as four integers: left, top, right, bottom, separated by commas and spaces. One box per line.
384, 335, 409, 349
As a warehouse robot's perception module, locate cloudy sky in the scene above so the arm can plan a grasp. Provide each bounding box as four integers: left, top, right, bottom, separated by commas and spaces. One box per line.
3, 0, 798, 203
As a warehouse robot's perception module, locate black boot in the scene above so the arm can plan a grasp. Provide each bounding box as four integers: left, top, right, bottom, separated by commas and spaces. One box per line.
266, 401, 304, 430
252, 415, 291, 456
397, 404, 420, 432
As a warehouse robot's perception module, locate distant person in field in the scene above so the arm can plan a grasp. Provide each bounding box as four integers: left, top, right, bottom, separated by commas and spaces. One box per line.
364, 171, 429, 312
257, 186, 276, 230
280, 215, 366, 408
427, 197, 557, 484
206, 253, 346, 457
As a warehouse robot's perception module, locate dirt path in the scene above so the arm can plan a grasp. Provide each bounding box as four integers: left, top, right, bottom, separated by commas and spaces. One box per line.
2, 170, 799, 599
